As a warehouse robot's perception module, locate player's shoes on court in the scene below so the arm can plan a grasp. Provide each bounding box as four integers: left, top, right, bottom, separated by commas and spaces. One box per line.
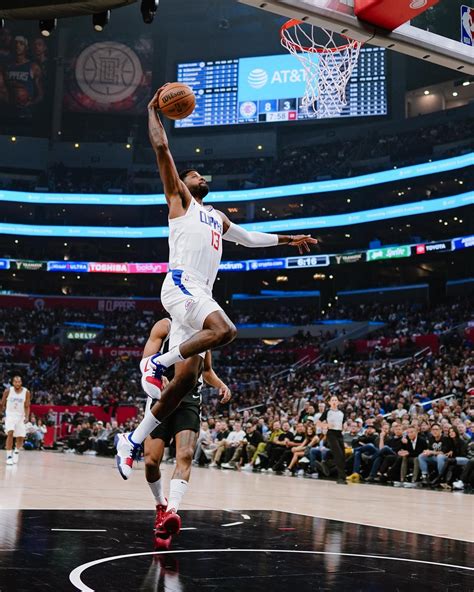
115, 433, 141, 480
161, 509, 182, 535
13, 450, 19, 464
6, 456, 13, 466
140, 356, 164, 400
154, 527, 172, 550
154, 502, 167, 530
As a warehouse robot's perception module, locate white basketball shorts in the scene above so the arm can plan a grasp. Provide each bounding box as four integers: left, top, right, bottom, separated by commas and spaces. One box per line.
161, 270, 223, 346
5, 415, 26, 437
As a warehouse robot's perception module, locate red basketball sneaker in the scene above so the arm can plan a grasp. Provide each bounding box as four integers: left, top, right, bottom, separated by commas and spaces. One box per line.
161, 509, 182, 535
154, 503, 167, 530
154, 526, 172, 550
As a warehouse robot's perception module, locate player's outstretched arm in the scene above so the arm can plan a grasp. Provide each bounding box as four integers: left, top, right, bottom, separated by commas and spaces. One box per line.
218, 210, 318, 254
148, 86, 192, 218
202, 351, 231, 404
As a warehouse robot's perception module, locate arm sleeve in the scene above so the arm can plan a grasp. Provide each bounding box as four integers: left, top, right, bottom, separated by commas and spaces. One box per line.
319, 410, 328, 422
223, 222, 279, 248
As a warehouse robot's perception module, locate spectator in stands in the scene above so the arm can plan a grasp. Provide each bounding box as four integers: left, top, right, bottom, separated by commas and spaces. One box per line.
259, 421, 295, 471
272, 423, 307, 473
418, 423, 449, 485
366, 422, 404, 482
222, 421, 263, 470
347, 424, 380, 482
388, 426, 426, 484
211, 421, 245, 467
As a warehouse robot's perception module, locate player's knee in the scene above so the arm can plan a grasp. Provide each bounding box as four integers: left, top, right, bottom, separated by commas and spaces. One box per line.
144, 453, 159, 470
214, 321, 237, 345
176, 446, 194, 465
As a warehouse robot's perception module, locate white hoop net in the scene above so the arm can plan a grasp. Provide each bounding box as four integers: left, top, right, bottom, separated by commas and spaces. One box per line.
281, 20, 362, 118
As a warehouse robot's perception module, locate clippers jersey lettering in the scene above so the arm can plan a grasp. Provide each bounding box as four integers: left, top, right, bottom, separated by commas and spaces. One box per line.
6, 387, 26, 417
168, 198, 223, 288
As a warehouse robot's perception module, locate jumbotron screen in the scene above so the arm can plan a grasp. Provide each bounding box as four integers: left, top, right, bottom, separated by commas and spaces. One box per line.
175, 48, 387, 128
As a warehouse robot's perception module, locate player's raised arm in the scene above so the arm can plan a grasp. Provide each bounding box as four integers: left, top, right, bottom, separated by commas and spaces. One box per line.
217, 210, 318, 254
148, 86, 192, 218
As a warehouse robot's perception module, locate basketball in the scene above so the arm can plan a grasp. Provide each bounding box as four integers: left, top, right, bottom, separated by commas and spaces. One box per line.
158, 82, 196, 120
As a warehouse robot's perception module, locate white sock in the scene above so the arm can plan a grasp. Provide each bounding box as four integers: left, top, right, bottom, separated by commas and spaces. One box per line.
147, 477, 167, 506
167, 479, 188, 513
153, 346, 184, 369
6, 450, 12, 458
130, 413, 161, 445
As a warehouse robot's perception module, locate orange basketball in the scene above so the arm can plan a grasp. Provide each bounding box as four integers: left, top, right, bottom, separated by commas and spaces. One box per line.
158, 83, 196, 120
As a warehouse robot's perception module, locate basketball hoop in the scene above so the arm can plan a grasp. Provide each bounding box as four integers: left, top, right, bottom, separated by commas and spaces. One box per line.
280, 19, 362, 118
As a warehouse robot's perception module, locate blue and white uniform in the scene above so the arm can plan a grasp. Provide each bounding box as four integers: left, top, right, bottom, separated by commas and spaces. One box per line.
5, 387, 27, 437
161, 198, 224, 347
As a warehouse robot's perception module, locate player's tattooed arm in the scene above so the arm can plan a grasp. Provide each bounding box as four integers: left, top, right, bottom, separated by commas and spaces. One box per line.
147, 86, 192, 218
202, 351, 232, 404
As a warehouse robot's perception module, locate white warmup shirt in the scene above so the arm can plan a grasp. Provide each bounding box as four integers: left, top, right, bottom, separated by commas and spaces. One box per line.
5, 387, 27, 418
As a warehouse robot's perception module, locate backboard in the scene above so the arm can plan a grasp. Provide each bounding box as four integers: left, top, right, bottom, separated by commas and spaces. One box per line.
238, 0, 474, 75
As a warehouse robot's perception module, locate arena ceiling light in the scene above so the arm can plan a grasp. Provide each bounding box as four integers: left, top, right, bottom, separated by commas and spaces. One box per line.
93, 10, 110, 32
39, 18, 56, 37
141, 0, 158, 24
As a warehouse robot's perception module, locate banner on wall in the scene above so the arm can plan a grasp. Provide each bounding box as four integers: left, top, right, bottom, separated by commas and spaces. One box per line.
89, 345, 143, 359
0, 23, 55, 125
353, 334, 439, 354
0, 294, 164, 312
0, 343, 61, 360
63, 34, 153, 113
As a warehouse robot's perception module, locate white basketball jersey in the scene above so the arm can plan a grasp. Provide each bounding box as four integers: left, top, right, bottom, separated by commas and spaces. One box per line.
6, 387, 26, 417
168, 198, 223, 288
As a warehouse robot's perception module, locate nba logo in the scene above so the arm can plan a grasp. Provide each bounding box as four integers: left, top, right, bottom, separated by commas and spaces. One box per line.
461, 5, 474, 46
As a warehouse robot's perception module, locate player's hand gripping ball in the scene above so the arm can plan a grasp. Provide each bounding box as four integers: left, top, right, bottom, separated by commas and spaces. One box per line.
155, 82, 196, 120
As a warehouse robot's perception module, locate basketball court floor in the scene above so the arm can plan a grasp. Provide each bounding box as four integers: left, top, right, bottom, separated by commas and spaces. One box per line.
1, 452, 472, 591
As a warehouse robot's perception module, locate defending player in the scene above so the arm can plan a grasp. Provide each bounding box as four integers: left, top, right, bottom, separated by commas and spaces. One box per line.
116, 84, 317, 478
141, 318, 231, 549
1, 376, 31, 465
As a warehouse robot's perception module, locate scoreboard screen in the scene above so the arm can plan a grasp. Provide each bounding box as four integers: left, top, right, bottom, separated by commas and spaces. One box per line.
175, 48, 387, 128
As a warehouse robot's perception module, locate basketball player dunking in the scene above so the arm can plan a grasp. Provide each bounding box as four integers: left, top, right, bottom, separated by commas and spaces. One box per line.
116, 84, 317, 481
140, 318, 230, 549
1, 376, 31, 465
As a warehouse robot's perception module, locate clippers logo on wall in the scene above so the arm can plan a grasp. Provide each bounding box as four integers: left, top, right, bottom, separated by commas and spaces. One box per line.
64, 35, 153, 113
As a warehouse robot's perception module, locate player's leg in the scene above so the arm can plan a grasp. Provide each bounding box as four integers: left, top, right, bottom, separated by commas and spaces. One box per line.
151, 275, 237, 380
161, 429, 198, 536
116, 356, 202, 479
5, 429, 14, 465
14, 435, 25, 464
144, 435, 166, 506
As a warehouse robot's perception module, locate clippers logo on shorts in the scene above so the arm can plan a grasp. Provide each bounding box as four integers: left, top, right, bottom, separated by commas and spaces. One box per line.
185, 299, 196, 312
